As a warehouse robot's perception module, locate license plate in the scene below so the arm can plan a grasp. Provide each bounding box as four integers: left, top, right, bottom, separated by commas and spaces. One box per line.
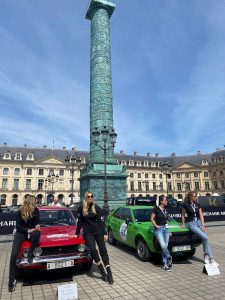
172, 245, 191, 252
47, 260, 74, 270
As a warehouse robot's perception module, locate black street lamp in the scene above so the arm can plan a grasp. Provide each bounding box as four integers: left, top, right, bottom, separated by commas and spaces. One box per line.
65, 155, 81, 204
159, 161, 172, 196
92, 126, 117, 211
44, 178, 48, 205
47, 172, 59, 197
142, 180, 149, 196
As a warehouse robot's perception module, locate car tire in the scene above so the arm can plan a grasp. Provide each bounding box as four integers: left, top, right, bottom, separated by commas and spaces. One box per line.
182, 248, 196, 259
81, 259, 93, 271
15, 266, 24, 279
108, 229, 117, 245
136, 238, 150, 262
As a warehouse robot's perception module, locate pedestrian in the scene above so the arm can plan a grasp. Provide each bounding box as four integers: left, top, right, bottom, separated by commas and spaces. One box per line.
151, 194, 173, 271
181, 191, 218, 265
74, 191, 113, 284
48, 196, 62, 207
8, 195, 40, 292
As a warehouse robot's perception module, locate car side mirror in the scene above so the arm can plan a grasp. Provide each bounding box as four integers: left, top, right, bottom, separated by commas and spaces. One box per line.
125, 217, 130, 225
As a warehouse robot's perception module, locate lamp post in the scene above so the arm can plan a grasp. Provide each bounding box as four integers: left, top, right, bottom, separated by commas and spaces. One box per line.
65, 155, 81, 205
47, 172, 59, 198
142, 180, 149, 196
92, 126, 117, 210
44, 178, 48, 205
159, 161, 171, 196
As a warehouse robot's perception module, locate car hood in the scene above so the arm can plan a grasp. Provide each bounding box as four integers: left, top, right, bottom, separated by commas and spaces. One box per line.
22, 226, 85, 248
136, 221, 189, 232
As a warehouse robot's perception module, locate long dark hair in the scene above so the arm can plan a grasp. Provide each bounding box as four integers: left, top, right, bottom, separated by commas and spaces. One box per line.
159, 194, 166, 205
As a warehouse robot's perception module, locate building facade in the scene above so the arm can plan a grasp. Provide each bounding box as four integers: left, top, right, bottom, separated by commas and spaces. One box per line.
0, 145, 225, 206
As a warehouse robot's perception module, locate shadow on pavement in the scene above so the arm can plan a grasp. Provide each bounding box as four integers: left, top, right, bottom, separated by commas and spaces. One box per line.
109, 241, 194, 266
22, 267, 86, 286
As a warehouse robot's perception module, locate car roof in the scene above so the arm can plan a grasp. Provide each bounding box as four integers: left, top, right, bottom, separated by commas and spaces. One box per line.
114, 206, 154, 210
37, 206, 70, 211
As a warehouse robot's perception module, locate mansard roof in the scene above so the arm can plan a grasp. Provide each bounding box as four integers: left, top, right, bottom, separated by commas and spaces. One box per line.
0, 146, 213, 167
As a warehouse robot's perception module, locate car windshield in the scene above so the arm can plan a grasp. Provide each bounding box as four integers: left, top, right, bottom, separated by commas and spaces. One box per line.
133, 209, 152, 222
39, 210, 76, 226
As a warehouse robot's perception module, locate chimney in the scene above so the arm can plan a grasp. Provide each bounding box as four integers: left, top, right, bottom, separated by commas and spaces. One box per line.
72, 147, 76, 151
43, 145, 47, 148
171, 152, 176, 157
216, 148, 221, 152
119, 150, 124, 155
24, 144, 27, 148
3, 142, 7, 147
147, 152, 151, 157
134, 151, 138, 156
155, 153, 159, 157
62, 146, 66, 150
197, 150, 201, 155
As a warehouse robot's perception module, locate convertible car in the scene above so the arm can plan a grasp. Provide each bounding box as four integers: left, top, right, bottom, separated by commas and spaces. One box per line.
105, 205, 202, 261
15, 206, 92, 278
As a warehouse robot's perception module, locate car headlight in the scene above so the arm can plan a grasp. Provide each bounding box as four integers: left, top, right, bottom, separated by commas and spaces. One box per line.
33, 247, 42, 257
78, 244, 86, 252
23, 248, 29, 258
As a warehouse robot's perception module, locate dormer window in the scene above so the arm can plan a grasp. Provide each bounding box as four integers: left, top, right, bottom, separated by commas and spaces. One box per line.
151, 162, 156, 167
121, 160, 126, 165
136, 161, 142, 166
129, 160, 134, 166
15, 153, 22, 160
201, 159, 209, 165
26, 153, 34, 160
144, 161, 148, 167
3, 152, 11, 160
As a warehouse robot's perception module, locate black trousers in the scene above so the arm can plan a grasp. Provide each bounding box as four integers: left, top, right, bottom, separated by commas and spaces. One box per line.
9, 230, 40, 283
84, 232, 109, 266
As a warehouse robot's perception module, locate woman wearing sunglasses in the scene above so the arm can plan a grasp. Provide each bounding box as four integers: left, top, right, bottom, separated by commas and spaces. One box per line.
74, 191, 113, 284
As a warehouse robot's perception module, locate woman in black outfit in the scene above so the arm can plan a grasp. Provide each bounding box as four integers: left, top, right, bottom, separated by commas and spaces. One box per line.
75, 191, 113, 284
8, 195, 40, 292
151, 195, 173, 271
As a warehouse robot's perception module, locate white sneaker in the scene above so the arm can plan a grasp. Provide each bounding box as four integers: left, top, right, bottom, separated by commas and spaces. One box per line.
209, 258, 219, 266
204, 255, 210, 264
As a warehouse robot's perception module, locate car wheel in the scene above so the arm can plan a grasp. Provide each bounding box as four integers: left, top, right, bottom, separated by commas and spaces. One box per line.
182, 248, 196, 259
81, 259, 93, 271
15, 266, 24, 279
136, 238, 150, 261
108, 229, 117, 245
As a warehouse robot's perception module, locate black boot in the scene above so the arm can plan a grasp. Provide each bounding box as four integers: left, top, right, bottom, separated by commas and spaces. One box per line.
97, 264, 108, 282
106, 266, 114, 284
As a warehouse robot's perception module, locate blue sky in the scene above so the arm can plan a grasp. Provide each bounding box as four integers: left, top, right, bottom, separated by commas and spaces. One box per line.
0, 0, 225, 157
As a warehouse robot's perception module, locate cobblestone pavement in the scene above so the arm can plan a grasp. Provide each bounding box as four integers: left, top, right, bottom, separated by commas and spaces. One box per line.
0, 224, 224, 300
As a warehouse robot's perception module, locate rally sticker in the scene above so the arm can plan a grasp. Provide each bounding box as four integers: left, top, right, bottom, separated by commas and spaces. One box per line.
47, 234, 70, 239
119, 222, 128, 240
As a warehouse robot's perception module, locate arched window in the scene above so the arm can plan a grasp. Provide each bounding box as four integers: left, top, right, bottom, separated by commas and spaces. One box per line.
36, 194, 43, 205
12, 194, 18, 206
0, 194, 6, 206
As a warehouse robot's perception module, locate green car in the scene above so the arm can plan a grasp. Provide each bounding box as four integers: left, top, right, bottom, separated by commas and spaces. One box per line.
105, 205, 202, 262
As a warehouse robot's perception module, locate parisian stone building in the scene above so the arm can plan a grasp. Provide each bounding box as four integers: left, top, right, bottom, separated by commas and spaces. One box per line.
0, 144, 225, 207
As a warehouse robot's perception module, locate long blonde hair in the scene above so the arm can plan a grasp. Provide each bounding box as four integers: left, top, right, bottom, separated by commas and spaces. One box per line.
20, 195, 36, 222
82, 191, 96, 216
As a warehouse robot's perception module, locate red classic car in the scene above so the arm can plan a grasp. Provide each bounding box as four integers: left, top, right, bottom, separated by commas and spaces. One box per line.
15, 206, 92, 278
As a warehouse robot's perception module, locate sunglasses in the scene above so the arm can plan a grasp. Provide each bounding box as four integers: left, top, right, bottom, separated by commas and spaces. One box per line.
87, 195, 93, 198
